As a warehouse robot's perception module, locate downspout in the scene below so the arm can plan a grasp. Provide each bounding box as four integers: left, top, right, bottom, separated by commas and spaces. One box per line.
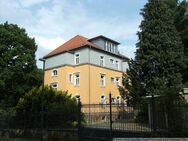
88, 46, 91, 123
89, 46, 91, 105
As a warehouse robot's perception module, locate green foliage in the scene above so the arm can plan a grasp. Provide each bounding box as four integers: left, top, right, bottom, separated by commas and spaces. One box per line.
0, 22, 42, 107
172, 0, 188, 86
164, 0, 188, 86
16, 86, 78, 128
120, 0, 184, 103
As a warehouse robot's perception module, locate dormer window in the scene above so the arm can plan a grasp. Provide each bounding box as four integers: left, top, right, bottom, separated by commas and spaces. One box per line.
105, 41, 108, 51
104, 41, 117, 53
111, 44, 113, 53
109, 43, 112, 52
52, 69, 58, 77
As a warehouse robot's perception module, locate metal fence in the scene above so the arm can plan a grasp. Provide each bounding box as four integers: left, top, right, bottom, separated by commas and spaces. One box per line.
1, 95, 188, 141
78, 95, 188, 141
0, 111, 78, 141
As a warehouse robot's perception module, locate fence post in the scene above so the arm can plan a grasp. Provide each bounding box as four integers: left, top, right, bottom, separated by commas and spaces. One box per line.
77, 98, 81, 141
151, 95, 156, 134
109, 92, 113, 141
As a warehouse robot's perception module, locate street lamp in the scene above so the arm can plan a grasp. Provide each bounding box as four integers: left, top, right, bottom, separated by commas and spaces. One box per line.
39, 58, 45, 141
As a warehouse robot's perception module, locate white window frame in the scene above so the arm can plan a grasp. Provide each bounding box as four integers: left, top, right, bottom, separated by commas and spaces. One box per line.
111, 97, 116, 104
116, 77, 120, 87
109, 58, 114, 64
68, 73, 73, 83
110, 77, 115, 83
105, 41, 108, 51
51, 82, 58, 90
107, 42, 109, 52
100, 95, 106, 108
100, 74, 106, 87
74, 53, 80, 65
109, 43, 112, 52
99, 56, 105, 67
74, 72, 80, 86
115, 60, 119, 70
116, 96, 121, 105
75, 93, 80, 104
51, 69, 58, 77
112, 44, 114, 53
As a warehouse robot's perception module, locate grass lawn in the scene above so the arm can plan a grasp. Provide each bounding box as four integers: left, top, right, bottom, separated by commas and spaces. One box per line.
0, 137, 38, 141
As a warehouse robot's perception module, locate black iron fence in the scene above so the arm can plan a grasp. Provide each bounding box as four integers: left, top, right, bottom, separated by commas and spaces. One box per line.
78, 95, 188, 140
0, 110, 78, 141
0, 95, 188, 141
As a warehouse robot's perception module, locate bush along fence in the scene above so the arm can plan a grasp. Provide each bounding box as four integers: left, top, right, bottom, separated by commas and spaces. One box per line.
77, 94, 188, 141
0, 94, 188, 141
0, 108, 78, 141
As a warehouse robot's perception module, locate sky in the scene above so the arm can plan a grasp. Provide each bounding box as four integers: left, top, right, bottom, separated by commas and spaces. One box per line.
0, 0, 147, 68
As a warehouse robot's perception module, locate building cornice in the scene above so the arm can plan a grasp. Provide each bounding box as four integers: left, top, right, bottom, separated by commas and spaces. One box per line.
43, 45, 129, 61
45, 63, 126, 73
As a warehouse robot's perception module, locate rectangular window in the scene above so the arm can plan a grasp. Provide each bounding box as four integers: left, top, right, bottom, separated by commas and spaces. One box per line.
109, 43, 112, 52
75, 53, 80, 64
111, 98, 116, 104
51, 82, 58, 90
75, 94, 80, 104
115, 61, 119, 70
107, 42, 109, 52
116, 96, 121, 105
111, 77, 115, 83
116, 77, 120, 87
100, 95, 106, 108
68, 73, 73, 83
115, 46, 118, 53
100, 74, 106, 87
52, 69, 58, 77
74, 72, 80, 86
112, 45, 115, 53
100, 56, 105, 66
110, 58, 114, 64
105, 41, 108, 51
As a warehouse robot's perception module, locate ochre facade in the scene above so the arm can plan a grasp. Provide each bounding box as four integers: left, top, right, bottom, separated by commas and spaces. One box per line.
44, 64, 123, 104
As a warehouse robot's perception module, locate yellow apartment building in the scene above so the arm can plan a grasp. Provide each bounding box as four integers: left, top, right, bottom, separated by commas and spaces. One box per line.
43, 35, 129, 104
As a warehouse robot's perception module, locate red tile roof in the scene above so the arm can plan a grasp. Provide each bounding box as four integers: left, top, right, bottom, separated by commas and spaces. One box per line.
44, 35, 101, 58
43, 35, 129, 60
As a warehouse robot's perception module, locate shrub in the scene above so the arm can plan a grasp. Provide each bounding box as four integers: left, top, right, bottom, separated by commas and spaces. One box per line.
16, 86, 78, 128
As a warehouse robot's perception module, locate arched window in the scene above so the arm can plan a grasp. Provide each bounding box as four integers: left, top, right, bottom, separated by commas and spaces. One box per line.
52, 69, 58, 77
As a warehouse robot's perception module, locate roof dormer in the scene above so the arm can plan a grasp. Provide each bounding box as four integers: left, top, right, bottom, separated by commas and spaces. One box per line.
88, 35, 120, 54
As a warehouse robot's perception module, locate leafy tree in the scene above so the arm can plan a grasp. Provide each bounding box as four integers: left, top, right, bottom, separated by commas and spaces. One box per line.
16, 86, 78, 128
120, 0, 184, 103
0, 22, 42, 107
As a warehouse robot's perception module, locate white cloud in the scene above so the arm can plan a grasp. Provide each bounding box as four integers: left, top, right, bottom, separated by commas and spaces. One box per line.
35, 36, 65, 50
0, 0, 141, 68
19, 0, 49, 7
0, 0, 33, 25
119, 45, 136, 59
